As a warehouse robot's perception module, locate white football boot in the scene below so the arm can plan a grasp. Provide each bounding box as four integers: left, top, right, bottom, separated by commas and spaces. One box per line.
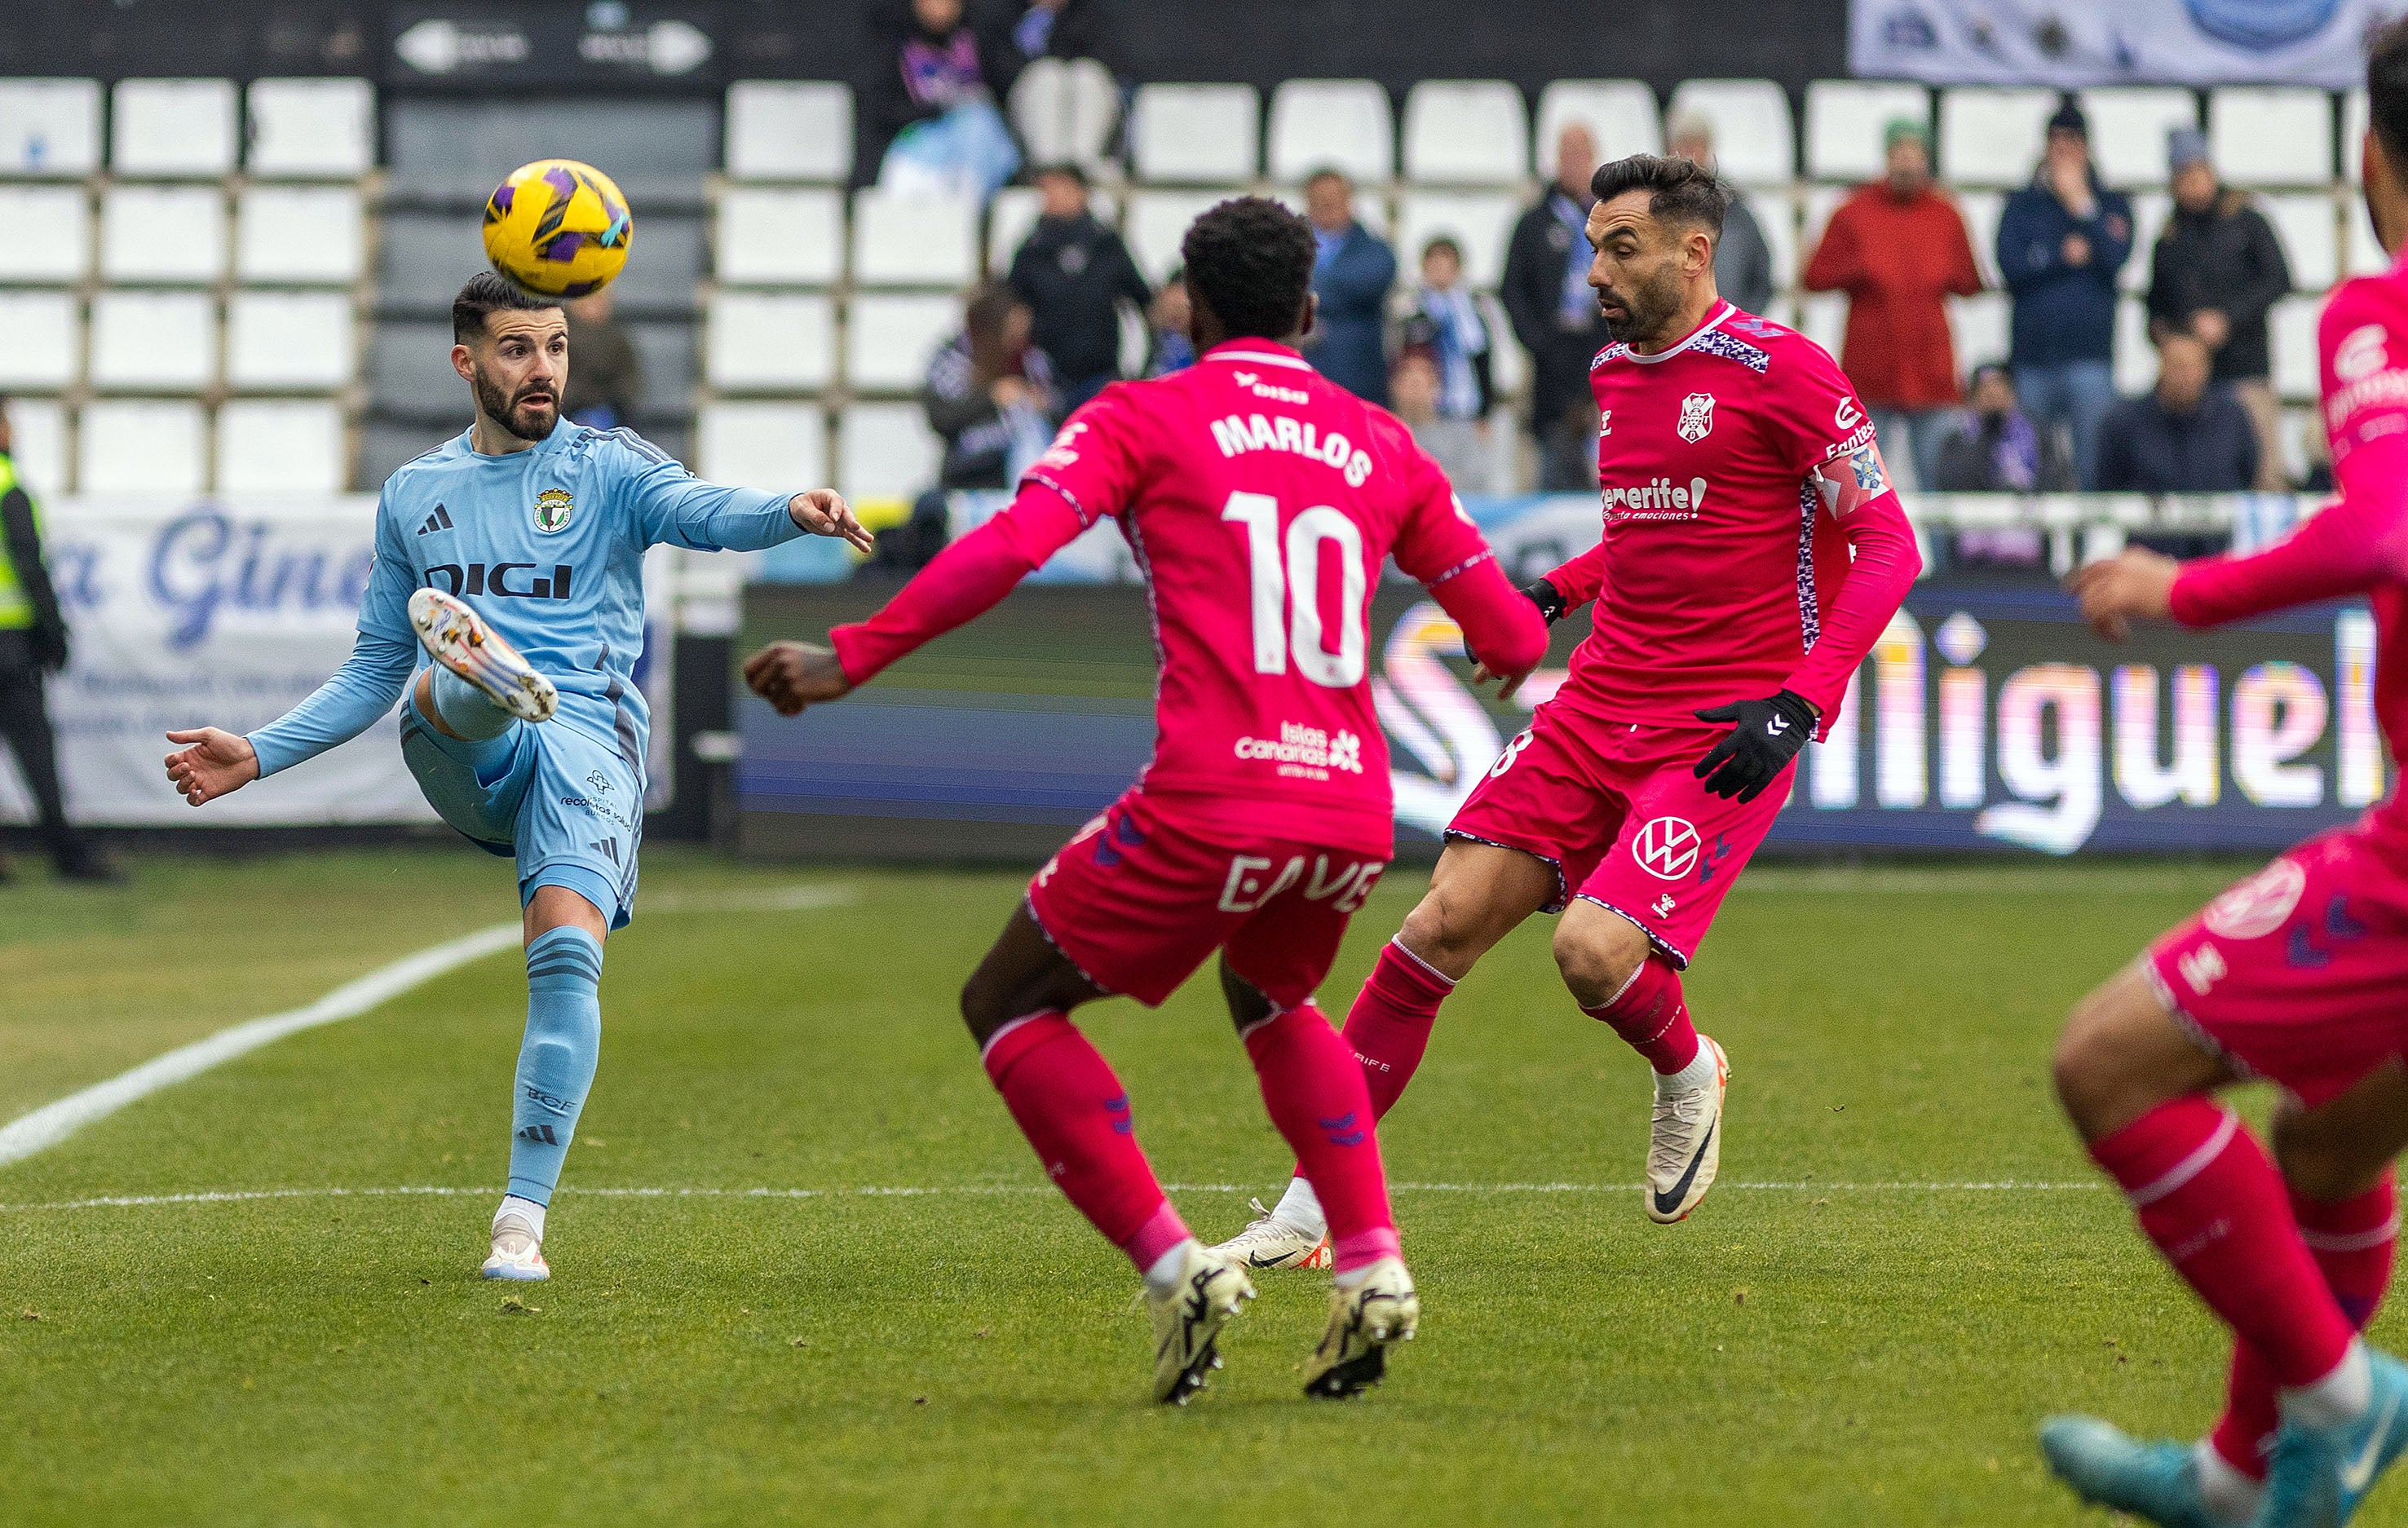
1144, 1243, 1256, 1405
1301, 1256, 1419, 1399
1209, 1197, 1332, 1271
1646, 1036, 1729, 1224
408, 587, 558, 723
479, 1209, 550, 1282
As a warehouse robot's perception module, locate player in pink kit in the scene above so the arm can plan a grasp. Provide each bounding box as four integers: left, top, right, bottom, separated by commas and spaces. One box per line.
2037, 26, 2408, 1528
1219, 153, 1920, 1268
743, 197, 1548, 1406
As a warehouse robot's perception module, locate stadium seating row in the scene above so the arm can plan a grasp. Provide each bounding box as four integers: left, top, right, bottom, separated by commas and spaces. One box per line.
0, 183, 367, 285
5, 397, 347, 495
0, 289, 357, 391
0, 77, 373, 179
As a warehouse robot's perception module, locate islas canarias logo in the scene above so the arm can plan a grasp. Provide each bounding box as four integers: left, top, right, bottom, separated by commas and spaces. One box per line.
533, 488, 574, 533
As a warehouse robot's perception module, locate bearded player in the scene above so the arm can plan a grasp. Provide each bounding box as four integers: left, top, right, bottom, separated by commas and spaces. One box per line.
162, 272, 873, 1282
1219, 152, 1922, 1268
743, 197, 1548, 1404
2035, 24, 2408, 1527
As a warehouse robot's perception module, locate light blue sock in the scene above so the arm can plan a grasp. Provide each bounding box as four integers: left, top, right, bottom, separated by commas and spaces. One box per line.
507, 926, 603, 1206
431, 664, 515, 741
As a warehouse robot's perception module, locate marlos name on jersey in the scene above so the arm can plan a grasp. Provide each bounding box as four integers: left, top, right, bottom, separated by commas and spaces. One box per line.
1207, 412, 1376, 488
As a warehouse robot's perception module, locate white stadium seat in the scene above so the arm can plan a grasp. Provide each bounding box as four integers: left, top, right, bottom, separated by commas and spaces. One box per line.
984, 184, 1120, 276
1535, 80, 1661, 171
849, 188, 977, 286
2078, 86, 2198, 189
2263, 192, 2340, 291
724, 81, 854, 182
111, 78, 238, 176
88, 290, 215, 390
715, 186, 843, 285
6, 397, 67, 493
1796, 292, 1845, 356
99, 185, 226, 283
1009, 57, 1120, 174
1745, 187, 1800, 293
2210, 87, 2334, 188
837, 403, 941, 503
1666, 80, 1793, 185
1128, 83, 1260, 183
1955, 188, 2004, 288
698, 401, 826, 492
235, 186, 365, 285
846, 293, 959, 392
704, 292, 833, 391
1392, 190, 1518, 288
2114, 298, 2154, 395
225, 292, 354, 389
1938, 86, 2056, 188
0, 185, 91, 281
2352, 195, 2388, 277
0, 77, 101, 174
0, 291, 79, 389
1805, 80, 1930, 183
1266, 79, 1395, 183
2122, 191, 2171, 294
245, 78, 373, 178
1124, 189, 1230, 284
217, 400, 346, 492
80, 400, 204, 493
2271, 294, 2321, 402
1402, 81, 1530, 185
1948, 290, 2010, 373
2347, 89, 2370, 184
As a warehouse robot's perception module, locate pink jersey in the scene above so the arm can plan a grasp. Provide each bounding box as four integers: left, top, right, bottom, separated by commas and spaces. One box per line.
1546, 301, 1915, 732
831, 338, 1545, 859
2171, 263, 2408, 841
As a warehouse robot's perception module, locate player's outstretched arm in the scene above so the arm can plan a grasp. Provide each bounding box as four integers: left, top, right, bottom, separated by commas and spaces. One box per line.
163, 727, 259, 806
612, 432, 873, 554
788, 488, 875, 554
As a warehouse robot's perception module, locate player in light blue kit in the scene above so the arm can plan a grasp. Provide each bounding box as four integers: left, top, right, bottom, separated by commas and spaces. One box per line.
164, 274, 872, 1279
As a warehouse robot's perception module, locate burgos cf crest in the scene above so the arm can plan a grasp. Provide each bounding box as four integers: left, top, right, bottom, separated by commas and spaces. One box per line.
1677, 392, 1716, 444
533, 488, 574, 533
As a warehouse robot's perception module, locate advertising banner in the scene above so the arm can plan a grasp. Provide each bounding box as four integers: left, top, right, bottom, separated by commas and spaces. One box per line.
1850, 0, 2408, 86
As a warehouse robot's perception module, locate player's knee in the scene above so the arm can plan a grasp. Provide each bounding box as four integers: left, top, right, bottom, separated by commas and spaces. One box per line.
2050, 994, 2118, 1130
1397, 888, 1479, 973
1551, 913, 1647, 1009
957, 973, 1007, 1044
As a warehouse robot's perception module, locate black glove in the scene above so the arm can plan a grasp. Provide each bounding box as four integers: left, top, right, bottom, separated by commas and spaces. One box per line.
1522, 576, 1567, 625
1692, 690, 1817, 802
31, 620, 67, 674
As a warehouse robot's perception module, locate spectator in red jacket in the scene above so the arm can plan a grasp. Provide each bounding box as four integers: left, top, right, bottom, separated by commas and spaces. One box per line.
1802, 117, 1984, 492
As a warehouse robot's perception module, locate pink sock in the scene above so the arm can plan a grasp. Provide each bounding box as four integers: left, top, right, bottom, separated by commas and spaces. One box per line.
2090, 1098, 2357, 1389
2211, 1170, 2399, 1478
1345, 940, 1454, 1120
982, 1012, 1189, 1273
1580, 957, 1702, 1075
1244, 1004, 1400, 1273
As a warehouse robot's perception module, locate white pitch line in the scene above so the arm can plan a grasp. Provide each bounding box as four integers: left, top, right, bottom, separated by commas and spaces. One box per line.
0, 1179, 2107, 1216
0, 884, 858, 1171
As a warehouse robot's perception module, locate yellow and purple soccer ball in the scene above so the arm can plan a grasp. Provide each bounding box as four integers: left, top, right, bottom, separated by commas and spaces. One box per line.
480, 158, 633, 298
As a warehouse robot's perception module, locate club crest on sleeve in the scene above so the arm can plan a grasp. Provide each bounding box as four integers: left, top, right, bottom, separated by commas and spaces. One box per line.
533, 488, 575, 533
1677, 392, 1716, 444
1849, 445, 1888, 493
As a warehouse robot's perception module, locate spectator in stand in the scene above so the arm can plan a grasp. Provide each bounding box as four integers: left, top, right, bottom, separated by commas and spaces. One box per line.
1145, 268, 1195, 378
1801, 117, 1983, 493
1006, 162, 1149, 413
896, 281, 1058, 569
1406, 236, 1495, 423
1667, 109, 1774, 316
1502, 121, 1605, 491
1997, 97, 2134, 490
2146, 126, 2293, 492
2094, 331, 2259, 493
1390, 347, 1488, 491
864, 0, 1022, 200
1300, 168, 1398, 405
1933, 362, 2075, 492
1006, 0, 1110, 64
560, 289, 643, 431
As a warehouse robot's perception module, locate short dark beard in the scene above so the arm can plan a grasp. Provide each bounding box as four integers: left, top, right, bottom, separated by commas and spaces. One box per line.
472, 363, 558, 443
1599, 258, 1686, 347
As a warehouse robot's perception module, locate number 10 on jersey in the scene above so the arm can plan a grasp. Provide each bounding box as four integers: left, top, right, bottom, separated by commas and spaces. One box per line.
1221, 492, 1367, 688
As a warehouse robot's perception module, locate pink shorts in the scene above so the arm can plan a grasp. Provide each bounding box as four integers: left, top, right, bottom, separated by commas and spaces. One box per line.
2146, 823, 2408, 1107
1445, 705, 1788, 968
1026, 788, 1388, 1009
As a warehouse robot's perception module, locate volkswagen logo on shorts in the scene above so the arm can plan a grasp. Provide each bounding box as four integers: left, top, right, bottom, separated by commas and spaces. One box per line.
1633, 816, 1702, 881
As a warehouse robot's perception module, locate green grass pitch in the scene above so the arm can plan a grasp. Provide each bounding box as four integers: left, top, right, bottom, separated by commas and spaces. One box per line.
2, 847, 2392, 1526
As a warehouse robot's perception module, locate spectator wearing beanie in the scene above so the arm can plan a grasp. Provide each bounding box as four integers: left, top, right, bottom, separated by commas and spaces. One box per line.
1801, 116, 1984, 492
1997, 96, 2134, 488
2145, 126, 2292, 492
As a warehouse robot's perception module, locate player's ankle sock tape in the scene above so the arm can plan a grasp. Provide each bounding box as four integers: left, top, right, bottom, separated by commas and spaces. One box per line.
2091, 1097, 2358, 1388
495, 1193, 547, 1243
506, 927, 603, 1206
1273, 1177, 1327, 1240
431, 663, 517, 741
2193, 1437, 2266, 1522
1243, 1004, 1398, 1272
981, 1012, 1182, 1272
1580, 959, 1702, 1076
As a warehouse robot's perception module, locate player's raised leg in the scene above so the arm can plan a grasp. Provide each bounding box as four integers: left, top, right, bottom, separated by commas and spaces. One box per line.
409, 586, 557, 724
961, 905, 1251, 1405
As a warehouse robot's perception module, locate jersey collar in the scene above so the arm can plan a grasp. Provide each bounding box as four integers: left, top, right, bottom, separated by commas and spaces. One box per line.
1617, 300, 1737, 366
1201, 339, 1314, 372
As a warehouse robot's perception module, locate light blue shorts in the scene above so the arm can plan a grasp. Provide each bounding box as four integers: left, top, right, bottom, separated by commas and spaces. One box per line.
399, 696, 643, 930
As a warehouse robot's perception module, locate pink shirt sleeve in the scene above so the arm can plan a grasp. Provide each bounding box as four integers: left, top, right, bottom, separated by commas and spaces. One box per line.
828, 487, 1090, 683
1544, 541, 1610, 611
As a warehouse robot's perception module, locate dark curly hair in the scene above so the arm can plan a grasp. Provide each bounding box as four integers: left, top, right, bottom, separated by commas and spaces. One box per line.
2372, 16, 2408, 167
1589, 153, 1731, 241
1180, 196, 1316, 342
453, 270, 559, 344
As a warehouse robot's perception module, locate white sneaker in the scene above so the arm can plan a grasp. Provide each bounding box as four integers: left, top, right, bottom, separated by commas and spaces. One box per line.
479, 1211, 550, 1282
1646, 1036, 1729, 1225
408, 587, 558, 723
1302, 1256, 1419, 1399
1209, 1197, 1332, 1271
1144, 1243, 1255, 1405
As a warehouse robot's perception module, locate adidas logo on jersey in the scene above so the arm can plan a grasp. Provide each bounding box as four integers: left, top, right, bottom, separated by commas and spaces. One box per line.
416, 505, 455, 535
